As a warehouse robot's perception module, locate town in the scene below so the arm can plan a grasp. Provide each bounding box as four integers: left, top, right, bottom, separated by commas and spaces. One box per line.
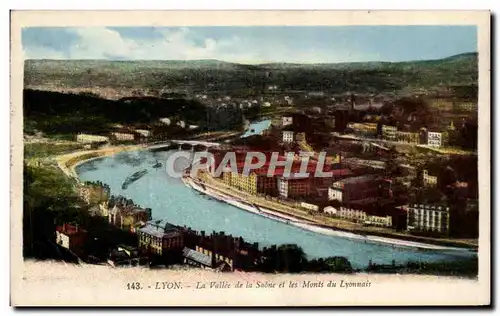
23, 54, 479, 276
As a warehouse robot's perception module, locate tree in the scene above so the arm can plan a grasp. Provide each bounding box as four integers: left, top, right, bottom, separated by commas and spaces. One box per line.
259, 244, 307, 273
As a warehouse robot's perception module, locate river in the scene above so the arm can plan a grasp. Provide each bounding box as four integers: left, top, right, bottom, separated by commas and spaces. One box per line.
75, 120, 475, 269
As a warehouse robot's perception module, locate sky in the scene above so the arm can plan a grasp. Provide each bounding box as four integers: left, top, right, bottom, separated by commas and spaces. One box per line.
21, 25, 477, 64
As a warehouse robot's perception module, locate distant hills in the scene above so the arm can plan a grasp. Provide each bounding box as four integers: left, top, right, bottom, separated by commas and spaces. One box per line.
24, 52, 478, 95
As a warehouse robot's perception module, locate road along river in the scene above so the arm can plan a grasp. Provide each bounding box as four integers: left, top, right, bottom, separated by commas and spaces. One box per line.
76, 148, 476, 269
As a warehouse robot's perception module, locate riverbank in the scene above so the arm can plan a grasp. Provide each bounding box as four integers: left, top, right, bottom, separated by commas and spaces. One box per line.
55, 144, 144, 180
185, 171, 477, 251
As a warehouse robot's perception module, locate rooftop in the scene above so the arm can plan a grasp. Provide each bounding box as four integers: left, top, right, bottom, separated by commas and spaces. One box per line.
56, 223, 87, 236
333, 175, 377, 185
183, 247, 212, 267
138, 220, 182, 239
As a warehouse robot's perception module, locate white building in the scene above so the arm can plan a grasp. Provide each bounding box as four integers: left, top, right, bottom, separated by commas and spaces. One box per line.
76, 133, 109, 144
427, 131, 442, 147
323, 206, 338, 215
328, 187, 343, 202
365, 214, 393, 228
277, 177, 289, 198
159, 117, 172, 126
135, 129, 151, 138
282, 131, 294, 143
284, 96, 294, 105
325, 206, 392, 227
282, 116, 293, 126
382, 125, 398, 141
404, 203, 450, 235
300, 202, 319, 212
423, 170, 438, 187
112, 132, 135, 141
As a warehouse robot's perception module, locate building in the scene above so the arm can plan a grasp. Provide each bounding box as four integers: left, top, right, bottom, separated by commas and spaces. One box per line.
337, 207, 366, 222
219, 157, 335, 198
109, 205, 152, 233
55, 223, 88, 256
224, 171, 258, 195
111, 132, 135, 142
347, 122, 378, 138
398, 164, 417, 179
79, 182, 110, 205
427, 131, 443, 147
135, 129, 151, 138
278, 175, 311, 199
328, 175, 379, 203
343, 157, 386, 170
453, 102, 477, 112
395, 131, 420, 144
107, 245, 148, 267
300, 202, 319, 212
138, 221, 185, 258
282, 116, 293, 126
295, 132, 306, 142
423, 170, 438, 187
326, 206, 392, 228
382, 125, 398, 141
282, 131, 294, 143
404, 204, 451, 235
181, 230, 263, 272
182, 247, 214, 269
365, 214, 393, 228
76, 133, 109, 144
323, 206, 338, 215
182, 245, 232, 272
159, 117, 172, 126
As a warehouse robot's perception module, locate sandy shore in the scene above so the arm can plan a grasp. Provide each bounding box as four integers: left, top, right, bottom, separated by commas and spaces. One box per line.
55, 144, 144, 180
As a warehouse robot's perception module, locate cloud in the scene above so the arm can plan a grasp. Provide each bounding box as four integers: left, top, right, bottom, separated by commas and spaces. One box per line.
22, 26, 476, 63
23, 27, 245, 62
21, 26, 389, 63
22, 26, 357, 63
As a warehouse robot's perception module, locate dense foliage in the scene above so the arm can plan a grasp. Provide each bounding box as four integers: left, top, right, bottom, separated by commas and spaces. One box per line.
24, 53, 478, 94
23, 89, 245, 136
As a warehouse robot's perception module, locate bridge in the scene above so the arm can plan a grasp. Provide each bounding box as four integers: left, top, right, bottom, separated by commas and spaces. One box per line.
148, 139, 221, 151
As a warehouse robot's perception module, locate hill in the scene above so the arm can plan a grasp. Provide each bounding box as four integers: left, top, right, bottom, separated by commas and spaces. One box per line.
24, 53, 478, 95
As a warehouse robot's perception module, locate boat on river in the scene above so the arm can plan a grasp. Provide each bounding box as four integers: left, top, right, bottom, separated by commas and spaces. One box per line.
122, 169, 148, 190
152, 160, 162, 168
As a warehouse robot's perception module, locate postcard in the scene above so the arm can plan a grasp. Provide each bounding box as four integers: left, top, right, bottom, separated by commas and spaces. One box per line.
10, 10, 491, 307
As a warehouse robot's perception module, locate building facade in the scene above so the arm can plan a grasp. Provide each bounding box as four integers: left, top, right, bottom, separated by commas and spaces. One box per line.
328, 175, 378, 203
405, 203, 450, 235
76, 133, 109, 144
55, 224, 88, 256
109, 205, 152, 232
138, 221, 185, 257
277, 176, 311, 199
395, 131, 420, 144
327, 206, 393, 228
423, 170, 438, 187
282, 116, 293, 126
111, 132, 135, 142
382, 125, 398, 141
282, 131, 294, 143
347, 122, 378, 138
427, 132, 443, 147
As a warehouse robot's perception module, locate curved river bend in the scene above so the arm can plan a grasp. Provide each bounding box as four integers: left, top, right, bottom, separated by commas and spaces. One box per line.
76, 120, 475, 269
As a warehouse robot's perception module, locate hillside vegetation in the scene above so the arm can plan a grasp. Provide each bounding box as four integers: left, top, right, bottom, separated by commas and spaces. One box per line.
24, 53, 478, 94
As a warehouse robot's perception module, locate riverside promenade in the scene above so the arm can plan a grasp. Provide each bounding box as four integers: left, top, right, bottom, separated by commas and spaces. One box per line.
55, 144, 143, 180
190, 170, 478, 250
